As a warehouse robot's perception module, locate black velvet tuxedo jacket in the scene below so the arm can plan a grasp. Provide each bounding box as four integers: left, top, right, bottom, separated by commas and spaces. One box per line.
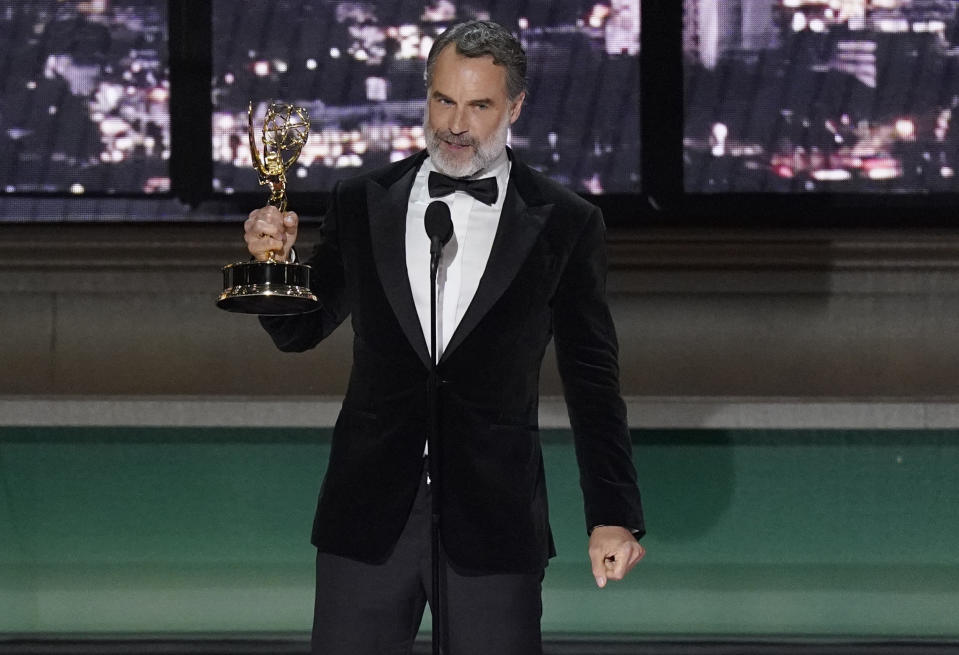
260, 150, 644, 574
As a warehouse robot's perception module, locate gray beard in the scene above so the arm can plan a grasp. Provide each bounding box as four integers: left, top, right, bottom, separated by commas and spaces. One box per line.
424, 107, 510, 178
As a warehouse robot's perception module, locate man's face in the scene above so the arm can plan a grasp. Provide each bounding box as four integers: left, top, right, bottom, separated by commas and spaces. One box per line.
424, 45, 525, 178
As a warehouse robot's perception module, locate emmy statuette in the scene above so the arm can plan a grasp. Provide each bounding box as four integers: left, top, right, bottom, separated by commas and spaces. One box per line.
217, 101, 318, 315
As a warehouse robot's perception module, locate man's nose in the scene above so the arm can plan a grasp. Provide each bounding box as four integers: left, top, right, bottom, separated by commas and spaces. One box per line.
449, 106, 468, 135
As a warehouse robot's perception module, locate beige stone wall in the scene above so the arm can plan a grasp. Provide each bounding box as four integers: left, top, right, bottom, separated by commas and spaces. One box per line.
3, 223, 959, 400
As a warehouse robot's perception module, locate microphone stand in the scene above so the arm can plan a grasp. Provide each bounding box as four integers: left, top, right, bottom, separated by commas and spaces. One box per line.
428, 237, 445, 655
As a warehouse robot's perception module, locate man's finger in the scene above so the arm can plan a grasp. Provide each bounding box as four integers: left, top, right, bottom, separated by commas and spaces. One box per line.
249, 205, 282, 222
590, 552, 608, 588
627, 542, 646, 568
250, 232, 285, 258
246, 207, 284, 237
253, 219, 283, 237
282, 212, 298, 255
282, 211, 298, 233
604, 550, 629, 581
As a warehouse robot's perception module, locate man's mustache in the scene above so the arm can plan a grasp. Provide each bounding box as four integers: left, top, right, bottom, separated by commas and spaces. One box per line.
435, 131, 476, 148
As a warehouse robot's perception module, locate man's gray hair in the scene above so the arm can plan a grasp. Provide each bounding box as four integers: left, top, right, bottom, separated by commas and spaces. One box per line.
424, 20, 527, 101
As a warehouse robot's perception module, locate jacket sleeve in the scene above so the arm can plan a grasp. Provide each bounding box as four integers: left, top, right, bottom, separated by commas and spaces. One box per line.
552, 207, 645, 539
258, 182, 351, 352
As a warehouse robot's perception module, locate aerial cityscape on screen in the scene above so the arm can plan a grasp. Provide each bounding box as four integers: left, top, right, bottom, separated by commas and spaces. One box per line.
685, 0, 959, 193
212, 0, 640, 195
0, 0, 169, 195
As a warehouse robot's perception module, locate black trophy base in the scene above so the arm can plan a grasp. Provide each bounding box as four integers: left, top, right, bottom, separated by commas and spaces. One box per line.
217, 260, 318, 316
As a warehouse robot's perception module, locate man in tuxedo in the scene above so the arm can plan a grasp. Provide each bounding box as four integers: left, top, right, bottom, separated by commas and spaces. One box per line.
244, 20, 645, 655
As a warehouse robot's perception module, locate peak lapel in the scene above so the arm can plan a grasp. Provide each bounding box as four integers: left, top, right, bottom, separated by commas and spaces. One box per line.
440, 178, 552, 363
367, 165, 432, 369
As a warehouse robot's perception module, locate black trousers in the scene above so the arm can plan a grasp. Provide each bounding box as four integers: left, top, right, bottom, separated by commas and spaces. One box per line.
311, 466, 544, 655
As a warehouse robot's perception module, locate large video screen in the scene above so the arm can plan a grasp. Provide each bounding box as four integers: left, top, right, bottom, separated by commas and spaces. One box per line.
684, 0, 959, 193
211, 0, 641, 196
0, 0, 170, 196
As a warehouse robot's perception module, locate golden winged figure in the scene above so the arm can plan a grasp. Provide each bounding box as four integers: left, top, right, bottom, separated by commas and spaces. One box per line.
248, 101, 310, 213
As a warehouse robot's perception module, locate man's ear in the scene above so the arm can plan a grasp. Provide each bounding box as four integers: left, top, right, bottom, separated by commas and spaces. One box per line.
509, 91, 526, 124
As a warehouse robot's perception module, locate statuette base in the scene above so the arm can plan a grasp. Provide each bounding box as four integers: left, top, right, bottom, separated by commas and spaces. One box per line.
217, 260, 318, 316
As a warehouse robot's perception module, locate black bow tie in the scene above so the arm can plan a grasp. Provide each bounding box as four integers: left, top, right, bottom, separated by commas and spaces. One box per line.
428, 171, 498, 205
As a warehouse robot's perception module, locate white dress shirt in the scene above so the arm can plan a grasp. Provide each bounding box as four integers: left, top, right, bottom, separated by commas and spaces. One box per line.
405, 150, 511, 363
406, 150, 510, 459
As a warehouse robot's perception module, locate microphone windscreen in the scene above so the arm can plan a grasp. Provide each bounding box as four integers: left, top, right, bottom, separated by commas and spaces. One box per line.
424, 201, 454, 246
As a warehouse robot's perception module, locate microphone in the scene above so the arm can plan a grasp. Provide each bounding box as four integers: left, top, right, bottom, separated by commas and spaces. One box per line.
424, 201, 453, 258
422, 205, 452, 655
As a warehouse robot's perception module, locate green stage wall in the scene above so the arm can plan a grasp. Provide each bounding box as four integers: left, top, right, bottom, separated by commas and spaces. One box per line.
1, 428, 957, 638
